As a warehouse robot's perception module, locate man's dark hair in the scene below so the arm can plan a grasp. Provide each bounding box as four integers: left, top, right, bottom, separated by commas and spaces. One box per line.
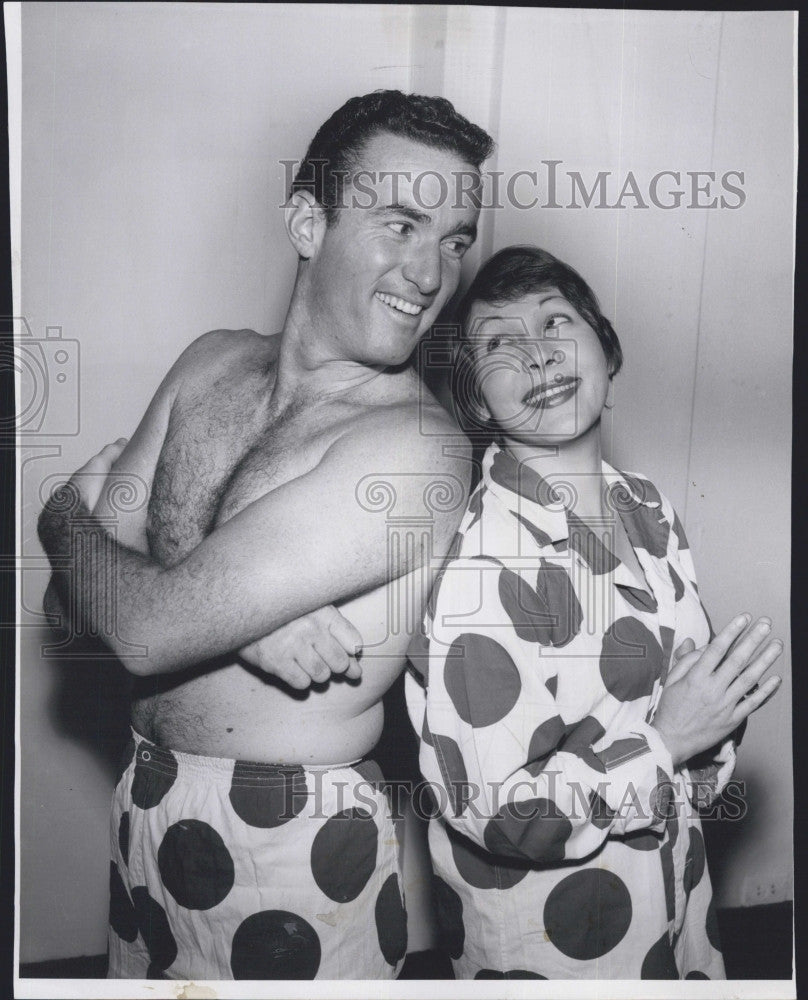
456, 245, 624, 377
290, 90, 494, 224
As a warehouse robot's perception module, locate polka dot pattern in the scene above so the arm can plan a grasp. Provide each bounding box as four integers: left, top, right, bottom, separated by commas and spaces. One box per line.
525, 715, 566, 777
432, 875, 465, 960
618, 585, 658, 614
567, 512, 620, 575
118, 811, 130, 867
131, 885, 177, 972
131, 745, 178, 809
589, 791, 616, 830
157, 819, 235, 910
672, 511, 689, 549
660, 842, 676, 923
375, 874, 407, 966
684, 827, 706, 899
599, 618, 663, 701
408, 443, 723, 979
659, 625, 675, 682
448, 825, 530, 890
623, 504, 669, 558
466, 488, 484, 531
228, 763, 308, 828
668, 563, 685, 601
432, 733, 469, 816
310, 807, 378, 903
514, 511, 553, 548
230, 909, 321, 979
490, 449, 557, 507
475, 969, 547, 979
534, 560, 584, 647
543, 869, 632, 960
484, 797, 572, 863
498, 567, 557, 644
641, 932, 679, 978
109, 862, 138, 943
444, 633, 521, 727
623, 829, 663, 851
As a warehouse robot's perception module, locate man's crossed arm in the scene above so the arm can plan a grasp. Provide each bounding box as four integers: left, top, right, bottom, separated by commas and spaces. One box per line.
38, 413, 468, 677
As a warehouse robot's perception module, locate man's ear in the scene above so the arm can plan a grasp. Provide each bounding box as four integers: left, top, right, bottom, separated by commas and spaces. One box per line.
284, 190, 327, 260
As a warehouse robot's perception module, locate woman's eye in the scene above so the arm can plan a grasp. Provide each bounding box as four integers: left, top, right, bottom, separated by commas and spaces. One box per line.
485, 336, 502, 353
545, 313, 571, 331
388, 221, 412, 235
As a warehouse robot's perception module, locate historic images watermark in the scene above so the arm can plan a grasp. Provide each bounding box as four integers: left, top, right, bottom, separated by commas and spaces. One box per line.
279, 160, 747, 211
273, 772, 749, 824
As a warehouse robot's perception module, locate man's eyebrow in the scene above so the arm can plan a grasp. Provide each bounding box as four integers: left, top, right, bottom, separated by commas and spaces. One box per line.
372, 203, 431, 224
446, 221, 478, 241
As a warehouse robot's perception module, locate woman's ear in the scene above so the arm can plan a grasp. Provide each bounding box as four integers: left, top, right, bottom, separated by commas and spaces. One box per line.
451, 341, 492, 428
284, 190, 327, 260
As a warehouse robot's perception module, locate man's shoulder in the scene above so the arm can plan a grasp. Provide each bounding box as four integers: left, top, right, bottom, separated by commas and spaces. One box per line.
336, 393, 470, 471
168, 328, 279, 386
321, 395, 471, 526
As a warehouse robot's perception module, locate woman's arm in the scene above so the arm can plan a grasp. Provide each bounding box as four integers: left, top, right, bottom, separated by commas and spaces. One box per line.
412, 556, 678, 865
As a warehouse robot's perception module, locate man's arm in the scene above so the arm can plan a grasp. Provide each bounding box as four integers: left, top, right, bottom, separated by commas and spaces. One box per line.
40, 330, 230, 633
39, 408, 470, 675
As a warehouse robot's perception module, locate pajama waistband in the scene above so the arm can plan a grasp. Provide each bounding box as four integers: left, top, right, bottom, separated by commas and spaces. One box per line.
126, 727, 380, 788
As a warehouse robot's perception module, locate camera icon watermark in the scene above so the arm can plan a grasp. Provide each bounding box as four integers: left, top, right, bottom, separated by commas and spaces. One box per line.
2, 317, 80, 436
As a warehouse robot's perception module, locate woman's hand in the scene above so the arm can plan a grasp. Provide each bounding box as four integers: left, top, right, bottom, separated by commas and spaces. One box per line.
238, 605, 363, 690
652, 614, 782, 767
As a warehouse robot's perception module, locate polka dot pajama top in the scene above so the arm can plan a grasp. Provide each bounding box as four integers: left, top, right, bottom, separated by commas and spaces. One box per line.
405, 441, 736, 980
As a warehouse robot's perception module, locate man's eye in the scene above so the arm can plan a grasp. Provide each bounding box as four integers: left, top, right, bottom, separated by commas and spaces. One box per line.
443, 238, 470, 257
388, 221, 413, 235
545, 313, 571, 331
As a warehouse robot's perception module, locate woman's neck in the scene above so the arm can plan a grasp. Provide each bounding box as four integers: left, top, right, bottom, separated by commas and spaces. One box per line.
501, 425, 607, 520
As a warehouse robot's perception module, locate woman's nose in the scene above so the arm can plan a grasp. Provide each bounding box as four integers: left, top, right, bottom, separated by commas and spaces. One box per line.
528, 348, 566, 369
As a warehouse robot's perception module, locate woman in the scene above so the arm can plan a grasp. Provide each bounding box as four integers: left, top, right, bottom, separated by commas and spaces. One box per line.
404, 245, 782, 979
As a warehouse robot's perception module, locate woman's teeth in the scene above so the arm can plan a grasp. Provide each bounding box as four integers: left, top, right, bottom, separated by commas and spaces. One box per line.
375, 292, 424, 316
536, 383, 573, 402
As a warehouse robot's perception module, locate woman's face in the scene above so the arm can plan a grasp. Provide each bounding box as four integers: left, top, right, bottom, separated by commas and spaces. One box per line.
465, 288, 611, 447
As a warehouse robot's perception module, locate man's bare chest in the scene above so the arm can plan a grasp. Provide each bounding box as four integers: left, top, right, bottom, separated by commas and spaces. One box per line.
146, 373, 340, 566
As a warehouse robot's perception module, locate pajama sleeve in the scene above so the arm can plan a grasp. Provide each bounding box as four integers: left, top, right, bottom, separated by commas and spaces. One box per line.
667, 510, 737, 807
417, 555, 678, 865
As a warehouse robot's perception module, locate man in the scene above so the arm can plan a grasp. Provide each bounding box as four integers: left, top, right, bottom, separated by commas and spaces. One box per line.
38, 90, 493, 980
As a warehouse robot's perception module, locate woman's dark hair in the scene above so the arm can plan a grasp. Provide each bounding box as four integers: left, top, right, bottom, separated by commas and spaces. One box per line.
456, 244, 623, 377
291, 90, 495, 225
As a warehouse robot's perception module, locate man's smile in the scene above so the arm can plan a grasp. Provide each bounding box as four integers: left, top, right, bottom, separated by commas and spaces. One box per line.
375, 291, 425, 316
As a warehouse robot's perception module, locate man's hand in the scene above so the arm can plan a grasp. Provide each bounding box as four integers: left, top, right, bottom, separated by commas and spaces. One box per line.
238, 605, 363, 690
652, 614, 782, 767
68, 438, 129, 513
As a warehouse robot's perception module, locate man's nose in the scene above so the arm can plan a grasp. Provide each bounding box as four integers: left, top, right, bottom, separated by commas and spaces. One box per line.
402, 246, 442, 296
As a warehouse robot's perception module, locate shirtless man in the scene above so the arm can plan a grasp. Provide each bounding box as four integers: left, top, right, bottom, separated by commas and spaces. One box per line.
38, 90, 493, 980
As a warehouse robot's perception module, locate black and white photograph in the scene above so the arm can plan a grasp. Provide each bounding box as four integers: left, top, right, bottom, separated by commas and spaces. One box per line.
10, 3, 795, 996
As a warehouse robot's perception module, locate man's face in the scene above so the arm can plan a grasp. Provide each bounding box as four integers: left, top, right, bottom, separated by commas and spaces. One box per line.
305, 132, 481, 366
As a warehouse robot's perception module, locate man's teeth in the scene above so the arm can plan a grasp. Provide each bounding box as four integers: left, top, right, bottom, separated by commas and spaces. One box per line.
376, 292, 424, 316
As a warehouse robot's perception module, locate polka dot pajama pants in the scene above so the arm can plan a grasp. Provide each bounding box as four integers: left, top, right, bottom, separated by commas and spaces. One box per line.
108, 730, 407, 980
